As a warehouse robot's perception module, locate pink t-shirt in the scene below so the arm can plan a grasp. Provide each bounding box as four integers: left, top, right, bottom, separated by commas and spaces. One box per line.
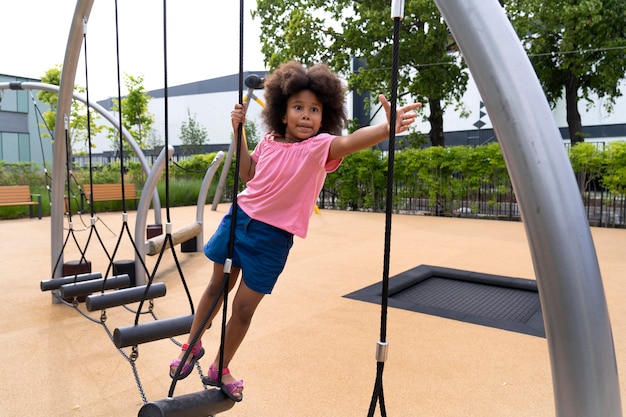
237, 132, 342, 238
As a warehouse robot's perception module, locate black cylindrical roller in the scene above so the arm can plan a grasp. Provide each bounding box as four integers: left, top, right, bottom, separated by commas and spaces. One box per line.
114, 314, 194, 348
59, 275, 130, 298
40, 272, 103, 291
138, 388, 234, 417
85, 282, 167, 312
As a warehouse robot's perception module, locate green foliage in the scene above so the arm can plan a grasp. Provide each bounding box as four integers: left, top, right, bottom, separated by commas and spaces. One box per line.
4, 145, 626, 221
179, 109, 208, 156
568, 142, 606, 191
326, 149, 387, 210
602, 141, 626, 194
171, 153, 222, 181
243, 120, 260, 150
328, 143, 508, 213
106, 74, 155, 154
253, 0, 469, 146
231, 120, 261, 150
37, 66, 61, 111
37, 65, 104, 152
0, 161, 45, 186
505, 0, 626, 145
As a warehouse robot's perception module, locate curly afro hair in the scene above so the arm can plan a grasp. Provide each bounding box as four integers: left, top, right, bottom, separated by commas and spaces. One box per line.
261, 61, 348, 136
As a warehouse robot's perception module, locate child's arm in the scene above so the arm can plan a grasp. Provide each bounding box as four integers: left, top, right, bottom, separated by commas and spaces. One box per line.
231, 103, 256, 182
328, 94, 421, 161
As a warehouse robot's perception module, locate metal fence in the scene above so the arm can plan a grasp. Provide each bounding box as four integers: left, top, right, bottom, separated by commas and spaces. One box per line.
318, 177, 625, 228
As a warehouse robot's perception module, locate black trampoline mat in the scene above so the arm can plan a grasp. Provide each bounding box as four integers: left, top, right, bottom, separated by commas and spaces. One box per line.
344, 265, 545, 338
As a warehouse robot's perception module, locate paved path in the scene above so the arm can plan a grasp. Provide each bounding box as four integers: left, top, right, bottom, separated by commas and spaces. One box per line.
2, 206, 624, 416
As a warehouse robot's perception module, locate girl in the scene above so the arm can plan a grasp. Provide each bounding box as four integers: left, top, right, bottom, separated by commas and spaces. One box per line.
170, 61, 421, 401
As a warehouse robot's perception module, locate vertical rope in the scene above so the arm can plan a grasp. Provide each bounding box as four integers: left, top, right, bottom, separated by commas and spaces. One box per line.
82, 17, 96, 219
162, 0, 171, 225
217, 0, 246, 385
368, 2, 403, 415
113, 0, 128, 211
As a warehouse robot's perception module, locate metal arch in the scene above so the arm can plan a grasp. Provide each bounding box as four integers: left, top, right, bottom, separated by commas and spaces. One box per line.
51, 0, 94, 281
431, 1, 622, 415
49, 0, 164, 286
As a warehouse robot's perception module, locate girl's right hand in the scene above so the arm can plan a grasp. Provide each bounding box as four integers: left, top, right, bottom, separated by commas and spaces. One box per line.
231, 103, 246, 131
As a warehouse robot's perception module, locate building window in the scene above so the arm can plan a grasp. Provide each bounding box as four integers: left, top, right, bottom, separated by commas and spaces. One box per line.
0, 89, 29, 114
19, 133, 31, 162
0, 132, 20, 163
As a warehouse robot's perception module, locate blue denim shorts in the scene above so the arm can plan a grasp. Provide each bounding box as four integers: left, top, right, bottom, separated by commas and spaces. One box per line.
204, 205, 294, 294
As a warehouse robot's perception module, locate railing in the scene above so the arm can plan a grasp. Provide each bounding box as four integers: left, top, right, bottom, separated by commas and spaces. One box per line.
319, 177, 625, 228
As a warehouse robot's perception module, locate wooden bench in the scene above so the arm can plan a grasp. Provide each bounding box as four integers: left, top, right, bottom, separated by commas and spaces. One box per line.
81, 183, 141, 210
0, 185, 42, 219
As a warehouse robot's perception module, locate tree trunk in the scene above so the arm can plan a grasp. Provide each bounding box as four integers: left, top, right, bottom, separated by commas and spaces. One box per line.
428, 98, 445, 147
565, 71, 586, 192
565, 71, 584, 146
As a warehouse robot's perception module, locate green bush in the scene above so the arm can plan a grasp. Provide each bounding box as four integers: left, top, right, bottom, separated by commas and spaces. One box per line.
2, 142, 626, 221
602, 141, 626, 195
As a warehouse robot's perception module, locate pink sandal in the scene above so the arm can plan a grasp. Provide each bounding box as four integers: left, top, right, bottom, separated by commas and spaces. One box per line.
169, 341, 204, 380
203, 363, 244, 402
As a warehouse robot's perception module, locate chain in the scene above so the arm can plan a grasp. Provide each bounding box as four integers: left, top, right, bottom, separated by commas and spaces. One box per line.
129, 346, 148, 404
57, 291, 207, 406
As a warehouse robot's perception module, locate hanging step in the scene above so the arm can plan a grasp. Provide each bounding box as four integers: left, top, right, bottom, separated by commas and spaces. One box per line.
86, 282, 167, 312
138, 388, 234, 417
59, 274, 131, 299
40, 272, 103, 291
114, 314, 194, 348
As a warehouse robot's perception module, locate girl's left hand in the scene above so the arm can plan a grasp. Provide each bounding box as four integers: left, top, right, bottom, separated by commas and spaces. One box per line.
379, 94, 422, 134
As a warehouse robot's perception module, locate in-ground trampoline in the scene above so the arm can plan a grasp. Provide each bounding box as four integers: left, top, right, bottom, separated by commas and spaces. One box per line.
345, 265, 545, 338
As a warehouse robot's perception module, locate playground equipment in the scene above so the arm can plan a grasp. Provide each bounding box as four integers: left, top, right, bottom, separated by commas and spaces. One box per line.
211, 73, 265, 211
43, 0, 622, 415
0, 81, 164, 227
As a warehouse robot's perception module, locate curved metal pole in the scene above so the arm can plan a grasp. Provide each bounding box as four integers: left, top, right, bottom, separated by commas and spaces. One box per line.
0, 82, 163, 225
51, 0, 94, 284
431, 1, 622, 415
195, 151, 225, 250
134, 145, 174, 285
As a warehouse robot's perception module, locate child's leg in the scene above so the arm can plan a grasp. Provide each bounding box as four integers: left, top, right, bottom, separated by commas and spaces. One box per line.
211, 279, 265, 398
170, 262, 241, 373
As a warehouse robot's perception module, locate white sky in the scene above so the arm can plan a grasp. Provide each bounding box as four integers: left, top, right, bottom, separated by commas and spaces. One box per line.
1, 0, 266, 101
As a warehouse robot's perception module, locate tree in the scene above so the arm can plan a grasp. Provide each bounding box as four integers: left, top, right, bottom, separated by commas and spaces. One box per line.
146, 128, 163, 150
230, 119, 260, 151
253, 0, 469, 146
179, 109, 208, 156
243, 119, 260, 150
505, 0, 626, 146
601, 141, 626, 195
106, 74, 154, 155
37, 65, 104, 155
568, 142, 606, 193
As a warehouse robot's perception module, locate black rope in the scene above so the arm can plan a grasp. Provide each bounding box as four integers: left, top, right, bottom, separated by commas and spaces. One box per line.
367, 9, 402, 417
215, 0, 246, 386
168, 0, 247, 397
83, 17, 95, 219
114, 0, 128, 211
29, 90, 53, 201
162, 0, 171, 225
49, 25, 112, 283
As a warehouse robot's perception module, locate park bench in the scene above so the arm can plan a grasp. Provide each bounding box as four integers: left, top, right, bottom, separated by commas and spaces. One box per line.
81, 183, 141, 210
0, 185, 42, 219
